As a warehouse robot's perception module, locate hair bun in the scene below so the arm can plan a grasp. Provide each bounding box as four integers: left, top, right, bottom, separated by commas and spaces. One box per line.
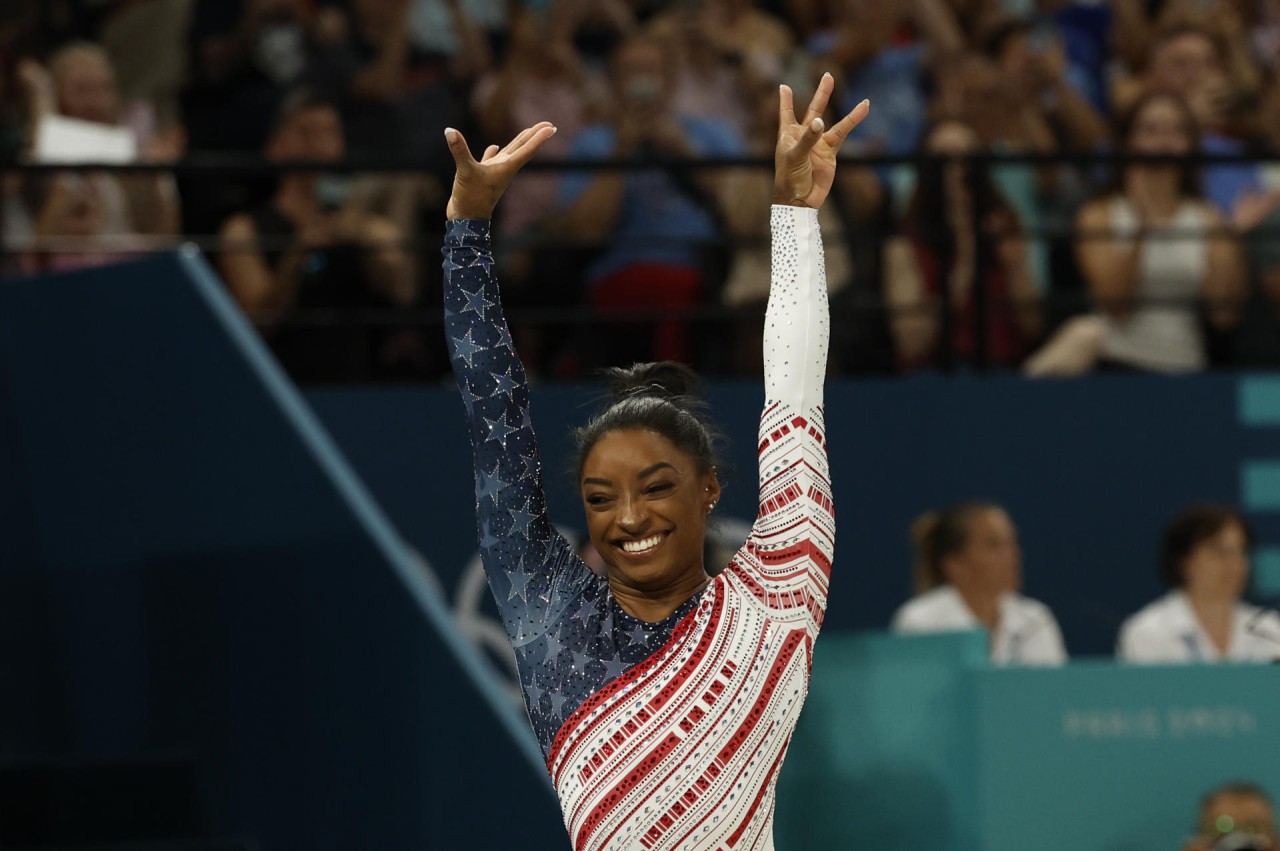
605, 361, 705, 406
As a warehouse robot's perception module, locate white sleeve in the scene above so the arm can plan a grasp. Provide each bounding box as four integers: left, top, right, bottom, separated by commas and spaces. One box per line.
763, 204, 829, 411
743, 205, 835, 630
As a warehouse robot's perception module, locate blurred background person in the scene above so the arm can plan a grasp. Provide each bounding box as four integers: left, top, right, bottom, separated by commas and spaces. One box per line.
217, 92, 416, 382
891, 501, 1068, 666
1118, 504, 1280, 664
883, 118, 1042, 370
1067, 93, 1245, 374
468, 5, 608, 377
1185, 782, 1278, 851
9, 42, 181, 275
1116, 22, 1263, 216
557, 33, 744, 370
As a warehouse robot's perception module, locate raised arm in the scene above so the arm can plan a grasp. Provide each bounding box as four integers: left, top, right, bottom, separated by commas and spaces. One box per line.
746, 76, 866, 620
441, 122, 591, 645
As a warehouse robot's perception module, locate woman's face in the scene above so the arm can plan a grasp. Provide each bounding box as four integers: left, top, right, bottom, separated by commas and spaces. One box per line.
1126, 97, 1194, 157
1182, 522, 1250, 603
580, 428, 720, 594
946, 508, 1023, 598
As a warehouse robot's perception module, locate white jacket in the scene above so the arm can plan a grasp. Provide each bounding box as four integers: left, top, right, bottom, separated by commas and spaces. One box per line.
1117, 591, 1280, 664
891, 585, 1068, 666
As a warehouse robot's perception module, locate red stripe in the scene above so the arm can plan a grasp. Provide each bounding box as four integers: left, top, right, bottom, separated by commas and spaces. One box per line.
547, 585, 722, 780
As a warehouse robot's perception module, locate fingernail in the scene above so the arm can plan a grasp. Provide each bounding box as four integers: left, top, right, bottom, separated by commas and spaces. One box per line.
824, 71, 833, 80
811, 118, 824, 132
444, 127, 458, 144
551, 126, 558, 135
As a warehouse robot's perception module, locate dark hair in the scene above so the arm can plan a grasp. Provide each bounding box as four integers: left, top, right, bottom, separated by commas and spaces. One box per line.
901, 119, 1020, 273
1104, 91, 1202, 198
910, 501, 1003, 593
1160, 503, 1253, 588
574, 362, 724, 481
269, 88, 340, 142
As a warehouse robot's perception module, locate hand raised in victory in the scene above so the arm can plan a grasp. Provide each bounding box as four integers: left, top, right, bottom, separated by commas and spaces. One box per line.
444, 121, 558, 221
775, 73, 870, 210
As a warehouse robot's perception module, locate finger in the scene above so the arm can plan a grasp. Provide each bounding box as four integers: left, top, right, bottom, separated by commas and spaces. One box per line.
481, 144, 500, 162
802, 72, 834, 126
786, 117, 824, 162
443, 127, 478, 171
509, 125, 559, 167
823, 98, 870, 149
503, 121, 555, 155
778, 84, 796, 128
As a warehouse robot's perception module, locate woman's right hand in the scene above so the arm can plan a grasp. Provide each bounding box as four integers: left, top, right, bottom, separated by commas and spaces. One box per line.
444, 121, 557, 221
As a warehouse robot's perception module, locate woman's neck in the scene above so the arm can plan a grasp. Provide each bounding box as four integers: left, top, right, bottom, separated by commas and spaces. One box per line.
955, 585, 1001, 631
1125, 171, 1182, 219
1185, 590, 1236, 654
611, 570, 711, 623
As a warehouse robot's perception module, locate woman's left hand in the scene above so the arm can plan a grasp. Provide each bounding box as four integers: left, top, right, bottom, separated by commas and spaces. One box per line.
775, 73, 869, 209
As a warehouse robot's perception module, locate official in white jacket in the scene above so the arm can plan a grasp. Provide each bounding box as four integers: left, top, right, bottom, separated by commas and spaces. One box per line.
891, 502, 1068, 666
1118, 504, 1280, 664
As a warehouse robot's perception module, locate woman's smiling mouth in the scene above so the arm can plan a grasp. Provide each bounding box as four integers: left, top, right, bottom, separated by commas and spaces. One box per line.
617, 533, 668, 555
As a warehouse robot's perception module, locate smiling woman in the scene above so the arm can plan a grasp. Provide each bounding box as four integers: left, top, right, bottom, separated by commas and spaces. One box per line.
440, 76, 865, 851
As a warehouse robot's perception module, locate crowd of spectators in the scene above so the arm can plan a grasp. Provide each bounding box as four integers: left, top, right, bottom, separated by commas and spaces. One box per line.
4, 0, 1280, 381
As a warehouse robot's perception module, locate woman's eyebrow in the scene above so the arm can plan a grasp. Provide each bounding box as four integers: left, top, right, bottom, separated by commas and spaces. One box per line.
637, 462, 676, 478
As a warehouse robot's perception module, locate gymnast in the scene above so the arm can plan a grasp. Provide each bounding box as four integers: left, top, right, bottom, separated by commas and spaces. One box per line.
441, 74, 867, 850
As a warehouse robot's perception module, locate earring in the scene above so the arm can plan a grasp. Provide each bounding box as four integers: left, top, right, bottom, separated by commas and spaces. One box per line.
707, 500, 718, 512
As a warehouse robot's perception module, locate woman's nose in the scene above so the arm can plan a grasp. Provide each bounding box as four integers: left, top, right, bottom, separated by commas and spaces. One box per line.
617, 495, 648, 530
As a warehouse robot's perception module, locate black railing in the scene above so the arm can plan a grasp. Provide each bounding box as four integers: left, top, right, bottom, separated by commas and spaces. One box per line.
3, 150, 1278, 381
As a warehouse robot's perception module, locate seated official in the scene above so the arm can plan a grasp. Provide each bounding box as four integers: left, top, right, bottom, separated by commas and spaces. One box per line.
891, 502, 1067, 666
1118, 505, 1280, 664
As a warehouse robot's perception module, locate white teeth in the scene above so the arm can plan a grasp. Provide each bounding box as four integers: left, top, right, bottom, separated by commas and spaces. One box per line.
621, 535, 663, 553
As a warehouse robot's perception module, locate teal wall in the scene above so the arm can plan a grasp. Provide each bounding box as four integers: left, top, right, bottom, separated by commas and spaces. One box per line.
776, 634, 1280, 851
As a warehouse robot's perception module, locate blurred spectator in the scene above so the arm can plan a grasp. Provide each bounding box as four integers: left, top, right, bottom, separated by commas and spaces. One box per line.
1059, 93, 1245, 374
99, 0, 190, 129
185, 0, 328, 152
811, 0, 964, 160
557, 34, 744, 368
217, 93, 417, 381
6, 44, 181, 275
891, 501, 1068, 666
883, 119, 1042, 370
468, 7, 608, 376
1186, 783, 1278, 851
472, 7, 606, 239
979, 18, 1107, 152
1117, 504, 1280, 664
1117, 23, 1264, 214
310, 0, 483, 158
647, 0, 794, 139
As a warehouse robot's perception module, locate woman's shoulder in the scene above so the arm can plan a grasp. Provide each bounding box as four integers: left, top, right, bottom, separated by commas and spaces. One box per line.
1119, 591, 1184, 635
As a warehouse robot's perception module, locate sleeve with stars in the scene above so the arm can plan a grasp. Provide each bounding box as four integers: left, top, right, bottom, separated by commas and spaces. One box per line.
442, 218, 594, 648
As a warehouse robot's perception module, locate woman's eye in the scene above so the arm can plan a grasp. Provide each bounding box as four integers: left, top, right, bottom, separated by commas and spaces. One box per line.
646, 482, 675, 495
585, 494, 611, 506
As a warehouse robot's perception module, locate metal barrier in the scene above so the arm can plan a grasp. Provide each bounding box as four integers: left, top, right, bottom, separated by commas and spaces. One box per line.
3, 150, 1278, 380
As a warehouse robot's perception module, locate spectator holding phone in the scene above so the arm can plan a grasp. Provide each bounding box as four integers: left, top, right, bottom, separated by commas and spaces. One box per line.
217, 92, 415, 380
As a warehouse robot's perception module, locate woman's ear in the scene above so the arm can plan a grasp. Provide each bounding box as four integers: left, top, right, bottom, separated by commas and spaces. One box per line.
703, 468, 722, 512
